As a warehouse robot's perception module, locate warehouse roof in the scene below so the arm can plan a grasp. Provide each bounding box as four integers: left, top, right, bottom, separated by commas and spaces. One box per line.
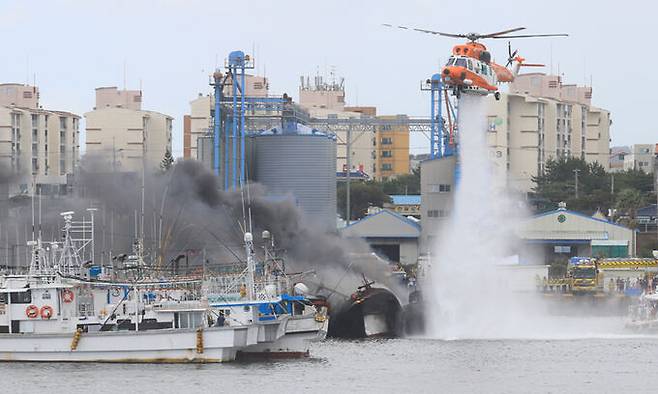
389, 195, 421, 205
341, 209, 420, 239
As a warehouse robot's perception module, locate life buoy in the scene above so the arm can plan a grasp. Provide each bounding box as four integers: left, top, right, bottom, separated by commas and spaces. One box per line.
26, 305, 39, 319
111, 288, 121, 298
62, 289, 75, 303
40, 305, 54, 320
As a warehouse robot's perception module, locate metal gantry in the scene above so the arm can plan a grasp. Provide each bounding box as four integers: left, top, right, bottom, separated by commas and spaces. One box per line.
420, 74, 458, 159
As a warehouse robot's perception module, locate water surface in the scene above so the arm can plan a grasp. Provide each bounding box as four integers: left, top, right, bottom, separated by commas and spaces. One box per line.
3, 336, 658, 393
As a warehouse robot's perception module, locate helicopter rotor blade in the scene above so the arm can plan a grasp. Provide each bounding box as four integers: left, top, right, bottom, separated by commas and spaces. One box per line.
382, 24, 466, 38
480, 27, 526, 38
491, 33, 569, 39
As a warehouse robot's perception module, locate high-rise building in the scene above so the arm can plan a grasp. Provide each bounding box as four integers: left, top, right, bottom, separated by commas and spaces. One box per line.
85, 87, 172, 173
486, 73, 611, 192
0, 83, 80, 194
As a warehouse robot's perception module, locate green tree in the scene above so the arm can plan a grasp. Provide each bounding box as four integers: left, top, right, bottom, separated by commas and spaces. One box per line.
337, 181, 390, 221
380, 166, 421, 195
532, 157, 612, 213
615, 188, 646, 227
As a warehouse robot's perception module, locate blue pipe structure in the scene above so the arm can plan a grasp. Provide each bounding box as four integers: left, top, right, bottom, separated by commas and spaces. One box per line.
430, 85, 435, 158
224, 120, 230, 190
231, 69, 238, 190
210, 50, 284, 190
212, 72, 222, 176
240, 69, 246, 186
428, 73, 444, 159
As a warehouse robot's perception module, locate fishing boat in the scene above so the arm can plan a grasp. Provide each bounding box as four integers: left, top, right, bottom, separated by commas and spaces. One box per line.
205, 231, 329, 359
0, 212, 290, 363
329, 278, 402, 338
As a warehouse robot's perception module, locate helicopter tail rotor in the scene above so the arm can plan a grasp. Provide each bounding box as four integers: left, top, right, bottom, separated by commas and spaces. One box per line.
506, 42, 519, 67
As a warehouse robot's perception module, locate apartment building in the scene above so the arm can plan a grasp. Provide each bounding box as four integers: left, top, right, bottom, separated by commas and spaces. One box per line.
486, 73, 611, 193
609, 146, 630, 173
85, 87, 172, 173
375, 115, 410, 180
623, 144, 656, 174
0, 83, 80, 194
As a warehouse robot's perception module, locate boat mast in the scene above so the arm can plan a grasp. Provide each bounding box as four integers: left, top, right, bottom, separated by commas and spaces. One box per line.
244, 232, 255, 300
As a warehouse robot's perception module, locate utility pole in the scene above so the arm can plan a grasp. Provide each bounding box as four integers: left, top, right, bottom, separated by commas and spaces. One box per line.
610, 173, 615, 195
346, 123, 352, 225
573, 169, 581, 199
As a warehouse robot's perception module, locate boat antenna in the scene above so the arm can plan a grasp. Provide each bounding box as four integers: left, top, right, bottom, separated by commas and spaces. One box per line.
31, 174, 36, 242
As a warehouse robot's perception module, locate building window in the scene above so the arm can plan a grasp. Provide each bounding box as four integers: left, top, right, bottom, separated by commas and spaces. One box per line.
381, 137, 392, 145
380, 125, 392, 131
59, 117, 67, 130
381, 163, 392, 171
427, 209, 449, 218
430, 184, 451, 193
382, 150, 392, 158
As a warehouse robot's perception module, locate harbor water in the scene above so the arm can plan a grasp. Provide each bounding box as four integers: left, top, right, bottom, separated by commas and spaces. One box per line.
4, 326, 658, 394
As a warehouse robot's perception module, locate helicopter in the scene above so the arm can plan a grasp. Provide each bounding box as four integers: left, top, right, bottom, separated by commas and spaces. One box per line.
383, 26, 567, 100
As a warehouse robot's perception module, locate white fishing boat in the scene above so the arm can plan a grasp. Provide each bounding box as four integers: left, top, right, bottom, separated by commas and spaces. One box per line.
0, 213, 291, 363
206, 232, 329, 358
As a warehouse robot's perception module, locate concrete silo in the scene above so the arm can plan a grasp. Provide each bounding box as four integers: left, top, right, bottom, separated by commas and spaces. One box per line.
249, 124, 337, 229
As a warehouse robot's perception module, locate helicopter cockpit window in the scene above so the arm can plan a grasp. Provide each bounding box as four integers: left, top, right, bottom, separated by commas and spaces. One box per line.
455, 58, 467, 68
467, 59, 473, 70
446, 57, 455, 66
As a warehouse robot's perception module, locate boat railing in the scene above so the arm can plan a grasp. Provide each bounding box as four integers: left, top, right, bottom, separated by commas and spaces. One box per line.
253, 277, 291, 301
203, 272, 249, 297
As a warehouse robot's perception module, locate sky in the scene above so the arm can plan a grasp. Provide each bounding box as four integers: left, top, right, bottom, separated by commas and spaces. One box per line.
0, 0, 655, 157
